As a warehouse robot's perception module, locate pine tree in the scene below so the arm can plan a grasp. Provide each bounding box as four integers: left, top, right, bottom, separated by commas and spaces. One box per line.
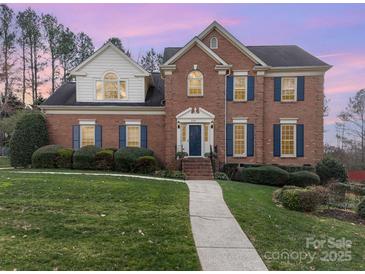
74, 32, 94, 66
139, 48, 163, 72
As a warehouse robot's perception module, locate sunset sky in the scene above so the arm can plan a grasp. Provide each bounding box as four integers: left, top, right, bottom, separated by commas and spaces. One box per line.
8, 3, 365, 145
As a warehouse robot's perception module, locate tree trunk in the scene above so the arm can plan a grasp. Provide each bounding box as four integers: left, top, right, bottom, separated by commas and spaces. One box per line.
33, 44, 38, 101
51, 51, 55, 93
21, 40, 26, 104
29, 41, 35, 103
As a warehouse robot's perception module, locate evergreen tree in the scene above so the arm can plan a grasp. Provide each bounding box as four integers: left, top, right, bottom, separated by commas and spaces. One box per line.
57, 25, 76, 83
104, 37, 131, 57
74, 32, 94, 65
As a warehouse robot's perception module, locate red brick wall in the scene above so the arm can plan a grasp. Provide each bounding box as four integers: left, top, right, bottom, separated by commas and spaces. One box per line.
45, 114, 166, 163
263, 76, 324, 165
164, 45, 226, 168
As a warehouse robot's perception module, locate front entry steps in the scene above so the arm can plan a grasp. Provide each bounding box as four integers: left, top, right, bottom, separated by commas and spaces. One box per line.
182, 158, 214, 180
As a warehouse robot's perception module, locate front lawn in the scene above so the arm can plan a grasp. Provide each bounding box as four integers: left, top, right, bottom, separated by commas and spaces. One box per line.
219, 181, 365, 271
0, 171, 199, 270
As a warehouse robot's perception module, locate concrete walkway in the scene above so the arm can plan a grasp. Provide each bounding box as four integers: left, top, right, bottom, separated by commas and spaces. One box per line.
186, 180, 267, 271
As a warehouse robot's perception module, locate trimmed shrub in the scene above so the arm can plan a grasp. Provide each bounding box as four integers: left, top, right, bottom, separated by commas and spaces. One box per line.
277, 164, 315, 173
236, 166, 289, 186
155, 170, 186, 180
10, 112, 48, 167
214, 172, 229, 180
95, 149, 114, 170
222, 163, 238, 179
73, 145, 100, 170
287, 171, 321, 187
32, 145, 61, 168
56, 148, 73, 168
114, 147, 153, 172
307, 185, 330, 205
316, 157, 347, 184
279, 187, 321, 212
135, 156, 157, 174
357, 198, 365, 219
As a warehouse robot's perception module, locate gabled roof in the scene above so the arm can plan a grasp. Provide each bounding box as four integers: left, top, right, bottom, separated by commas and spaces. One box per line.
246, 45, 330, 67
162, 37, 229, 66
41, 73, 165, 107
197, 21, 268, 66
70, 42, 150, 76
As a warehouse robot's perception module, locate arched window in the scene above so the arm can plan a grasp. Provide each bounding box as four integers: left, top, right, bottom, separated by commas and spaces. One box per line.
96, 72, 127, 100
210, 37, 218, 49
188, 71, 203, 96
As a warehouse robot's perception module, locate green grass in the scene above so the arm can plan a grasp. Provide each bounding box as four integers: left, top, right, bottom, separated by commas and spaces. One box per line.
219, 181, 365, 271
0, 156, 10, 167
0, 171, 199, 270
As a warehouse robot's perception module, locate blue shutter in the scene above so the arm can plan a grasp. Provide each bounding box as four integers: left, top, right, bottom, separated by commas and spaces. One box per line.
95, 125, 102, 148
247, 124, 254, 156
72, 125, 80, 150
274, 77, 281, 102
297, 76, 305, 101
296, 124, 304, 157
119, 125, 126, 148
141, 125, 147, 148
247, 76, 255, 101
273, 124, 281, 157
226, 75, 233, 101
226, 123, 233, 156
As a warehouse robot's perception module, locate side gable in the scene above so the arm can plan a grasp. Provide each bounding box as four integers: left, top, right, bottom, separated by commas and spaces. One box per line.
70, 42, 149, 76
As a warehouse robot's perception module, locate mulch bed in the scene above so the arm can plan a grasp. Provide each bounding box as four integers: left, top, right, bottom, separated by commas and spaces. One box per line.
317, 208, 365, 225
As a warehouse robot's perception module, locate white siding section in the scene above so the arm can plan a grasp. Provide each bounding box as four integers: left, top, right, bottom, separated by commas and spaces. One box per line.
76, 47, 146, 102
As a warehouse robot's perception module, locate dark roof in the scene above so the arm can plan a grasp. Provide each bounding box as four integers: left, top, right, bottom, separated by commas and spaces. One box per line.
42, 73, 164, 107
163, 47, 181, 63
162, 45, 329, 67
246, 45, 329, 67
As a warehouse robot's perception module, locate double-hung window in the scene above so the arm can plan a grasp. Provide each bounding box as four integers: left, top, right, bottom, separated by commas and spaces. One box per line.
188, 71, 203, 96
281, 77, 296, 102
234, 123, 247, 157
96, 72, 127, 100
126, 125, 140, 147
281, 124, 296, 157
234, 76, 247, 101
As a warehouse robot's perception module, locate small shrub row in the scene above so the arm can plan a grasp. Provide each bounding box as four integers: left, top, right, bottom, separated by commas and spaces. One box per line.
32, 145, 159, 175
155, 170, 186, 180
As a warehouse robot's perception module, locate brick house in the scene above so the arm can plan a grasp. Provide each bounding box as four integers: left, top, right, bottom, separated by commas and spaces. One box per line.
40, 21, 331, 171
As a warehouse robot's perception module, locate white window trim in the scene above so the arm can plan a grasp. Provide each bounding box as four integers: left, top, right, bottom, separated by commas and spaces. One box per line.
125, 119, 141, 125
79, 119, 96, 125
280, 123, 297, 158
187, 71, 204, 97
233, 123, 247, 158
281, 77, 297, 102
233, 76, 248, 102
210, 37, 218, 49
95, 71, 129, 102
126, 125, 141, 148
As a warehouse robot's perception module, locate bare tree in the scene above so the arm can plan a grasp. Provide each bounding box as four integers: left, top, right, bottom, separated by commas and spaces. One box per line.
139, 48, 163, 73
0, 4, 16, 98
42, 14, 60, 93
338, 88, 365, 163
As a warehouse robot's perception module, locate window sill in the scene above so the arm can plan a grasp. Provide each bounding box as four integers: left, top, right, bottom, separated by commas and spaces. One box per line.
280, 155, 297, 158
232, 155, 247, 158
187, 95, 204, 98
277, 101, 298, 104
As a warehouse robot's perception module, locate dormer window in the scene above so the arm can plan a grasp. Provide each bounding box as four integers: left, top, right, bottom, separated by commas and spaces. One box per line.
210, 37, 218, 49
96, 72, 127, 100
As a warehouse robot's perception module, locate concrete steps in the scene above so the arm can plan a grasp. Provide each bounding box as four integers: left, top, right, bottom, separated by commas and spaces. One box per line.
182, 158, 214, 180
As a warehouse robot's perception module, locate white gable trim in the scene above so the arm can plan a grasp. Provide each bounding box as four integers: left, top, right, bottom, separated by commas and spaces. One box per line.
176, 107, 215, 123
162, 37, 229, 66
70, 42, 149, 76
198, 21, 268, 67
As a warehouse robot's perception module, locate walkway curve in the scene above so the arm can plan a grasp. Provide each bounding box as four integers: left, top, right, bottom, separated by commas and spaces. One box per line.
186, 180, 267, 271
